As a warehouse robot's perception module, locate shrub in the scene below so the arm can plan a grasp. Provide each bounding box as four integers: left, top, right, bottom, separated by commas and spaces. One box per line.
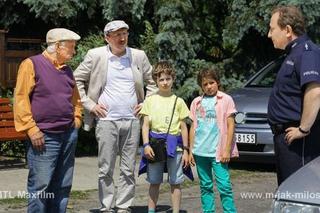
69, 33, 106, 70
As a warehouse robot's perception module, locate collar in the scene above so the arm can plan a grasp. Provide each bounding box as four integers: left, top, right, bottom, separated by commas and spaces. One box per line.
201, 91, 223, 100
285, 34, 309, 53
195, 91, 223, 106
107, 46, 129, 60
42, 50, 66, 70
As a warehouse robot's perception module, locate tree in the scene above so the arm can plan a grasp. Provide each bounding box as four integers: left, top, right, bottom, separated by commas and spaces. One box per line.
0, 0, 148, 38
2, 0, 320, 98
222, 0, 320, 76
155, 0, 196, 83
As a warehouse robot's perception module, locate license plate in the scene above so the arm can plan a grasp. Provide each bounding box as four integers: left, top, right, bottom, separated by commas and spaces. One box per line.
235, 133, 256, 144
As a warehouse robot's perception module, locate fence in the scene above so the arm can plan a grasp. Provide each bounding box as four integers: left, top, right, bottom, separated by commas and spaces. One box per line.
0, 30, 42, 89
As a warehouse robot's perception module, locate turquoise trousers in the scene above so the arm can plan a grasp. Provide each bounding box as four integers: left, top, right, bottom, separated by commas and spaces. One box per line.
194, 155, 236, 213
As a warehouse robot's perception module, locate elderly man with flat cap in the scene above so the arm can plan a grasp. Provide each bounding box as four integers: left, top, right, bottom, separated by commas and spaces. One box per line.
14, 28, 82, 213
74, 20, 157, 212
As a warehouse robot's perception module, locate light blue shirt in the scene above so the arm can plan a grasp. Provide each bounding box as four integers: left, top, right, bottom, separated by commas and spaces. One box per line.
193, 96, 220, 157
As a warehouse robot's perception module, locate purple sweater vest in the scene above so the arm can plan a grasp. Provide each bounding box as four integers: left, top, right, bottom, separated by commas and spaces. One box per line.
30, 54, 75, 133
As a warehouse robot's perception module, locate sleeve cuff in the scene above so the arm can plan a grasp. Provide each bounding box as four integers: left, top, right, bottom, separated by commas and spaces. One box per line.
26, 126, 40, 137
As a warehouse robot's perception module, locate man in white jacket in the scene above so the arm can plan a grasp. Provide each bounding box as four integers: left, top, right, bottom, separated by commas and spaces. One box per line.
74, 20, 157, 213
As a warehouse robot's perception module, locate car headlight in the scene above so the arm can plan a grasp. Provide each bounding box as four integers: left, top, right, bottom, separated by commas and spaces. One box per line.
272, 200, 320, 213
235, 112, 245, 124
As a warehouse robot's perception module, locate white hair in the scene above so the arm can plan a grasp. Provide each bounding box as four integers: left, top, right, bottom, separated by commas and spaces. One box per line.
46, 41, 67, 53
46, 43, 56, 53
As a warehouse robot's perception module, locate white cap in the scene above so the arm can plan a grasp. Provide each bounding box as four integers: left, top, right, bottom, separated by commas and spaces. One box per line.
46, 28, 81, 43
104, 20, 129, 35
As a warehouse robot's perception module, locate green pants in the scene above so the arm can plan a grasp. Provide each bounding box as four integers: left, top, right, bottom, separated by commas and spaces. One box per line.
194, 155, 236, 213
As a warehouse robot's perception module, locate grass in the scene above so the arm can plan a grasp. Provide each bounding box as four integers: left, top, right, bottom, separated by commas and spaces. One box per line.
0, 197, 26, 205
0, 197, 27, 209
67, 189, 97, 212
69, 190, 94, 200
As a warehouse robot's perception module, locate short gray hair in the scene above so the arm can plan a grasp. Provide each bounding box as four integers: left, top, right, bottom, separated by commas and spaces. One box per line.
46, 41, 67, 53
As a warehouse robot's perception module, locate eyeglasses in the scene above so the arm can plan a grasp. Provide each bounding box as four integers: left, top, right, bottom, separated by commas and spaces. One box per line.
109, 31, 129, 38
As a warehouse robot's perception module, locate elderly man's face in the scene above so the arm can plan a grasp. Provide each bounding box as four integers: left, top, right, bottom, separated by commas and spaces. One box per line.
105, 28, 128, 56
56, 40, 76, 62
268, 12, 290, 50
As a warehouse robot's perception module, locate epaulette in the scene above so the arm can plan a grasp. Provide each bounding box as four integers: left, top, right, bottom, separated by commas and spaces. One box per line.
303, 41, 313, 51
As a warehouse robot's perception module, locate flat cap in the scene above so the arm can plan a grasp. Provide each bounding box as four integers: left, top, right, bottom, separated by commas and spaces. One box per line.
104, 20, 129, 35
46, 28, 81, 43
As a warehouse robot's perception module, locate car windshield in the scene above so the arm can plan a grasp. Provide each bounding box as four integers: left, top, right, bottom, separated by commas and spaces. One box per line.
246, 59, 282, 88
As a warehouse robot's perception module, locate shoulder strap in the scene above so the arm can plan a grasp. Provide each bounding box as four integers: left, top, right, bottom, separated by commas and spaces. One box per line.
166, 96, 178, 136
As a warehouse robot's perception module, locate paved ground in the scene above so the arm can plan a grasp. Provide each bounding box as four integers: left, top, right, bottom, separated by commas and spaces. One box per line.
0, 156, 277, 213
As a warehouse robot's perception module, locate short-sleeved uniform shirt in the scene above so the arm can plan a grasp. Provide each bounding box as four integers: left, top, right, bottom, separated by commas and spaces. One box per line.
268, 34, 320, 124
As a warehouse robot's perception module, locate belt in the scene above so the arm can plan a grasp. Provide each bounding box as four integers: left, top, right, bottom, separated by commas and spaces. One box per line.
270, 121, 300, 135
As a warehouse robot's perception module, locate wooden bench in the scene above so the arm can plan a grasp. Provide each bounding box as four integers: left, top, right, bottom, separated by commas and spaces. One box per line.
0, 98, 27, 141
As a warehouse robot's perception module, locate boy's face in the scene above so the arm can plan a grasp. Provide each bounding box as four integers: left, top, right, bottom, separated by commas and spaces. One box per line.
201, 77, 219, 96
157, 73, 173, 93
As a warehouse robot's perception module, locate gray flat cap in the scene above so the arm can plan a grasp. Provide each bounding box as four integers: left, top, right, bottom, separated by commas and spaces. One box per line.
104, 20, 129, 35
46, 28, 81, 43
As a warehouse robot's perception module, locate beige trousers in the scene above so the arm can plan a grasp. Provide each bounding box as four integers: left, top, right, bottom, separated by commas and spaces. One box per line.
96, 119, 140, 211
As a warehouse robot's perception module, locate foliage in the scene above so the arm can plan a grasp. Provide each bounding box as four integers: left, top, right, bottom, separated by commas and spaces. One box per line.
100, 0, 146, 21
220, 73, 245, 92
20, 0, 94, 23
223, 0, 320, 50
190, 0, 230, 61
68, 33, 105, 70
174, 59, 245, 105
139, 21, 158, 65
0, 88, 13, 98
153, 0, 197, 101
0, 0, 29, 28
174, 77, 199, 106
3, 0, 320, 82
2, 0, 320, 157
174, 59, 211, 104
0, 141, 25, 158
0, 0, 148, 36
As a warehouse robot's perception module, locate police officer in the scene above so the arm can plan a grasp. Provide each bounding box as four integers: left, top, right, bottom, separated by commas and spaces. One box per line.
268, 5, 320, 185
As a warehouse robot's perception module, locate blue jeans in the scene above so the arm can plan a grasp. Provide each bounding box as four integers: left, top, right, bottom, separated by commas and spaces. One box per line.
194, 155, 236, 213
27, 128, 78, 213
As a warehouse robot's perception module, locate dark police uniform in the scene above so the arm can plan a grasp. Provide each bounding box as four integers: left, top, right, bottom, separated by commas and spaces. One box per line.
268, 34, 320, 185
